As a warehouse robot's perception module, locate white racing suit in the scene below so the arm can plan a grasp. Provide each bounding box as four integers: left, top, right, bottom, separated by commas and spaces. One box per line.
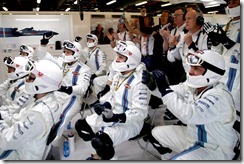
85, 65, 149, 155
152, 82, 239, 160
0, 93, 62, 160
213, 19, 240, 117
0, 78, 34, 118
93, 64, 117, 103
167, 29, 209, 73
37, 46, 91, 140
82, 47, 107, 76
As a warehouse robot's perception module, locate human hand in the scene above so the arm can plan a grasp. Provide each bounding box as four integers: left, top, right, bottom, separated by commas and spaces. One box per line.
152, 70, 172, 97
57, 86, 73, 95
142, 70, 156, 91
40, 32, 54, 45
94, 103, 105, 115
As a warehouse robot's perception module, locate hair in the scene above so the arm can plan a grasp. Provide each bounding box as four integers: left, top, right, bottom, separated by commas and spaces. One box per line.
174, 7, 187, 20
194, 8, 204, 26
108, 28, 114, 34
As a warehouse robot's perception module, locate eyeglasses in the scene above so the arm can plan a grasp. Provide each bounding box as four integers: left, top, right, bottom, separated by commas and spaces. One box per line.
4, 56, 14, 65
20, 45, 29, 52
173, 14, 184, 17
63, 41, 75, 49
186, 52, 203, 66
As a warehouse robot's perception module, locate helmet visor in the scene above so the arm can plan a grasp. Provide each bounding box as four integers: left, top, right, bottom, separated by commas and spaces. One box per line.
114, 40, 128, 54
4, 56, 14, 66
24, 60, 35, 72
186, 52, 203, 66
20, 45, 29, 52
63, 41, 75, 49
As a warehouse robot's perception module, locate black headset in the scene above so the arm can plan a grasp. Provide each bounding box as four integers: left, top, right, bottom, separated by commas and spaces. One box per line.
146, 14, 154, 26
195, 8, 204, 26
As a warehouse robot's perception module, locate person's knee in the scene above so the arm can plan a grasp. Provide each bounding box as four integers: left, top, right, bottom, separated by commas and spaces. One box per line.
91, 131, 115, 160
149, 127, 172, 155
75, 119, 94, 141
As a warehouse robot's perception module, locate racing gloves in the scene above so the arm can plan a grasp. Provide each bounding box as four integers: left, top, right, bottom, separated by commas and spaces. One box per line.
142, 70, 157, 91
40, 31, 55, 45
94, 102, 126, 123
203, 22, 235, 49
142, 69, 172, 97
97, 84, 110, 99
58, 86, 73, 95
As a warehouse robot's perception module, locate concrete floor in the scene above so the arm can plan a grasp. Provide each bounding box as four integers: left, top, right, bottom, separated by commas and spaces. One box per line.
49, 104, 177, 161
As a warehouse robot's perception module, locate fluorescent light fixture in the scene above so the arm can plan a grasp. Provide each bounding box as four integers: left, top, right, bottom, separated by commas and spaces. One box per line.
65, 7, 71, 11
16, 19, 60, 22
36, 7, 40, 11
205, 4, 220, 8
37, 0, 41, 4
161, 3, 171, 7
74, 0, 77, 4
208, 10, 218, 14
106, 0, 116, 5
2, 7, 8, 11
135, 1, 147, 6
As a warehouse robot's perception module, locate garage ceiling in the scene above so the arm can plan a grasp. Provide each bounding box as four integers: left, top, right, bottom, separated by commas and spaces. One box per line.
0, 0, 228, 15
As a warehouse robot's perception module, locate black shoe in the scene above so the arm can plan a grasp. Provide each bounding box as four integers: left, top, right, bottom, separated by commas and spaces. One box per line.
174, 120, 187, 126
163, 109, 178, 121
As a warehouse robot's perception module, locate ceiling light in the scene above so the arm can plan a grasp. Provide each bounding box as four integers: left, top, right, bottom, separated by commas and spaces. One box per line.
205, 4, 220, 8
37, 0, 41, 4
74, 0, 77, 4
2, 7, 8, 11
161, 3, 171, 7
135, 1, 147, 6
16, 19, 60, 21
106, 0, 116, 5
65, 7, 71, 11
208, 10, 218, 14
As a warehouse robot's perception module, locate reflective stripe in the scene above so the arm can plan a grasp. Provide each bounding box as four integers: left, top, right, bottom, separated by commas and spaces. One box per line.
0, 150, 14, 159
226, 55, 238, 92
58, 96, 76, 130
72, 65, 81, 85
94, 49, 99, 71
170, 143, 201, 160
196, 125, 207, 147
122, 75, 135, 112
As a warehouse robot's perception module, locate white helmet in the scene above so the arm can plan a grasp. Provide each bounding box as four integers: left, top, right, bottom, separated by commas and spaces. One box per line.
24, 60, 63, 94
4, 56, 29, 80
20, 44, 34, 59
86, 34, 98, 48
186, 50, 225, 88
62, 40, 82, 63
111, 40, 141, 72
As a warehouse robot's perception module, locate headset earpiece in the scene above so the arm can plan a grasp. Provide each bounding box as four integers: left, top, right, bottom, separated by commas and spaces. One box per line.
196, 16, 204, 26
